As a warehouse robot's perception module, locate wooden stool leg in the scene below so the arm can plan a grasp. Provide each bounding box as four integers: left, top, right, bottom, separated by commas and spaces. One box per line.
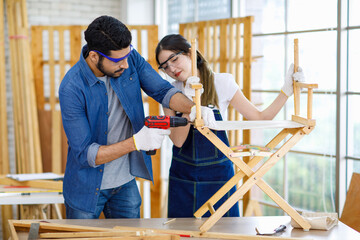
195, 129, 291, 218
53, 204, 63, 219
198, 127, 313, 232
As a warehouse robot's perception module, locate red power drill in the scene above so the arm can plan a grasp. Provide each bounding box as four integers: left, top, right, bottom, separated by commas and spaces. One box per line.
144, 115, 188, 155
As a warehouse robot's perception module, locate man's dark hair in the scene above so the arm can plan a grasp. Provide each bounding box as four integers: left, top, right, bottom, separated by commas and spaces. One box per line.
85, 15, 132, 55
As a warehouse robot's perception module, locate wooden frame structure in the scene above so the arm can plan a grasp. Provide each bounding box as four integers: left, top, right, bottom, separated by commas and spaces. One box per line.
189, 39, 318, 233
180, 16, 258, 212
30, 24, 162, 217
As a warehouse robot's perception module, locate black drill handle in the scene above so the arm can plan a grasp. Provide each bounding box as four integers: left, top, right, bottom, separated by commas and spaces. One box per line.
146, 149, 156, 155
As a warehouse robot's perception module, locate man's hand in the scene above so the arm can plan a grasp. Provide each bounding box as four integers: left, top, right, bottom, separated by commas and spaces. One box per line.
133, 126, 170, 151
184, 76, 203, 100
189, 105, 217, 128
281, 63, 305, 97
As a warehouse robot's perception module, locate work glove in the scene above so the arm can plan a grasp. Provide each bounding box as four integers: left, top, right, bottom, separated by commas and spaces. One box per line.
133, 126, 170, 151
189, 105, 217, 128
184, 76, 203, 100
281, 63, 305, 97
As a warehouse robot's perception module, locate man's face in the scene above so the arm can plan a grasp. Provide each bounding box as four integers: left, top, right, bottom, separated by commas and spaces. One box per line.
94, 46, 132, 78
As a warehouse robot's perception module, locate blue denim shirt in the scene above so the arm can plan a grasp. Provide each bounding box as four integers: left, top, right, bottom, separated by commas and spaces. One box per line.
59, 45, 180, 213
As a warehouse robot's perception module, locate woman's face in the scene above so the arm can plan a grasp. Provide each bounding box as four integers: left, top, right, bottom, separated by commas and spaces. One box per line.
157, 49, 192, 82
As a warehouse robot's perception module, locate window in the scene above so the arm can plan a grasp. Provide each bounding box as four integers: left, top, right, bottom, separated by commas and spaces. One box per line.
163, 0, 358, 216
167, 0, 231, 33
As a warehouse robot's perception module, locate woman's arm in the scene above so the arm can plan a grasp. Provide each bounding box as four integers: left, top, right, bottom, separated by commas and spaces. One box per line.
230, 89, 288, 120
163, 107, 191, 147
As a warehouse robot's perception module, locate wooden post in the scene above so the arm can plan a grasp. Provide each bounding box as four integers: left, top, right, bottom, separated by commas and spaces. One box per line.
293, 39, 300, 116
0, 0, 10, 175
1, 2, 14, 240
242, 16, 254, 215
191, 39, 197, 77
190, 38, 204, 127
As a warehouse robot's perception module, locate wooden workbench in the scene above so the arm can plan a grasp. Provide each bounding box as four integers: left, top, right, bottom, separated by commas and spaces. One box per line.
10, 216, 359, 240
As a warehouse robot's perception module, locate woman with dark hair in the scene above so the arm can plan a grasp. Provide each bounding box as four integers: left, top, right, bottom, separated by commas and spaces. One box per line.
156, 34, 304, 218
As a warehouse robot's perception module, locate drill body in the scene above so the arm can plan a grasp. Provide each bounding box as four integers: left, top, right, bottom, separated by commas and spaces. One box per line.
144, 116, 188, 155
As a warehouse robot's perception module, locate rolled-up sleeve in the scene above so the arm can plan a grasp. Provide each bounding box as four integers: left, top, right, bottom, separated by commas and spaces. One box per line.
161, 87, 181, 109
87, 143, 101, 168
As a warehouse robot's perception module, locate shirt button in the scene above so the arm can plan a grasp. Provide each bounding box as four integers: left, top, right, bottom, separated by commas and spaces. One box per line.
96, 188, 99, 191
100, 169, 103, 172
95, 192, 98, 195
130, 77, 133, 80
105, 131, 107, 135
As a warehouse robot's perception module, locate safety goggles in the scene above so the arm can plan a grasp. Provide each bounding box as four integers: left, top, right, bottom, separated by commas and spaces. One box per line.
93, 44, 133, 63
158, 51, 184, 70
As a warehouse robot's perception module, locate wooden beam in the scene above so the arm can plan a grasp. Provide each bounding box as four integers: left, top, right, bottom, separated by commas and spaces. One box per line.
115, 225, 307, 240
0, 176, 62, 190
293, 39, 301, 116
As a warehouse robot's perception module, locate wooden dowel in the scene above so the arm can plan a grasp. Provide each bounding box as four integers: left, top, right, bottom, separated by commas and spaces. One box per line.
293, 39, 300, 116
307, 88, 313, 119
191, 39, 197, 76
208, 202, 216, 215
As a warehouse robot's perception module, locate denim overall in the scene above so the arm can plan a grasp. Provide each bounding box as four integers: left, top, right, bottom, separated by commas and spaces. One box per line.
167, 109, 239, 218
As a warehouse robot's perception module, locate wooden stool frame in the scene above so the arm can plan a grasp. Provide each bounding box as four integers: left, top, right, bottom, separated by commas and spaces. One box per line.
189, 39, 318, 233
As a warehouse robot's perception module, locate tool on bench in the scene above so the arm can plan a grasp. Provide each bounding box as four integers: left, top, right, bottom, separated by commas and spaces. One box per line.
144, 115, 188, 155
28, 222, 40, 240
255, 224, 286, 236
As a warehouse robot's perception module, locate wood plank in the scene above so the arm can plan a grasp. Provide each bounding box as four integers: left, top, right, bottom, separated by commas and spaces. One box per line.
234, 18, 242, 147
293, 39, 300, 116
39, 235, 178, 240
291, 115, 316, 127
69, 26, 82, 66
39, 231, 141, 238
115, 225, 306, 240
8, 220, 19, 240
16, 0, 35, 173
143, 26, 162, 218
0, 176, 62, 190
340, 173, 360, 232
12, 220, 114, 232
205, 21, 210, 64
219, 20, 227, 73
6, 0, 27, 173
52, 110, 62, 173
0, 0, 10, 175
307, 88, 313, 119
242, 16, 254, 213
136, 29, 142, 54
295, 82, 318, 89
197, 22, 205, 54
31, 26, 45, 109
212, 21, 218, 72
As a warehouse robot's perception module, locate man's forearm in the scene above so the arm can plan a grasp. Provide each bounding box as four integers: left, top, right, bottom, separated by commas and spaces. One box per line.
168, 92, 194, 114
95, 137, 136, 165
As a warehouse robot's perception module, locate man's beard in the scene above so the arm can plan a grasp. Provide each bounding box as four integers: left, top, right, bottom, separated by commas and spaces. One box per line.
96, 58, 124, 78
